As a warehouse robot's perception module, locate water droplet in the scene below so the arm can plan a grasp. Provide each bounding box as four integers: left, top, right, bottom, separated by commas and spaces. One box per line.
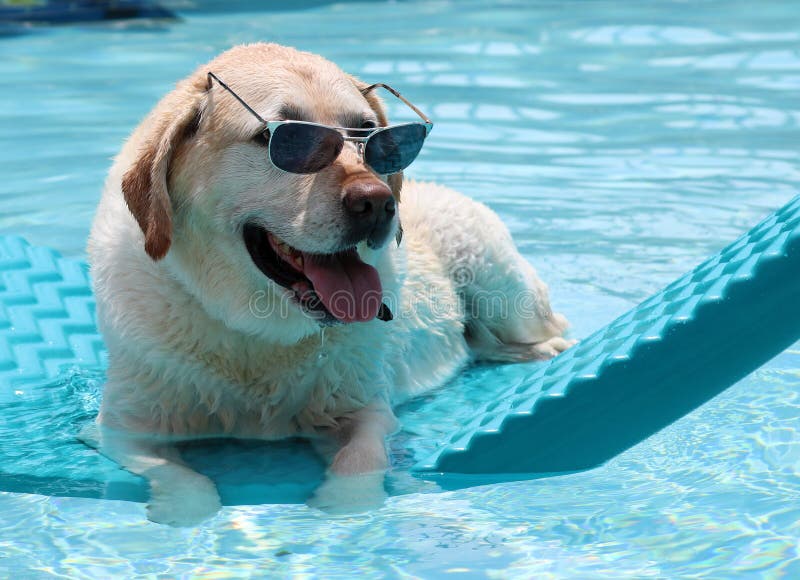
317, 328, 328, 364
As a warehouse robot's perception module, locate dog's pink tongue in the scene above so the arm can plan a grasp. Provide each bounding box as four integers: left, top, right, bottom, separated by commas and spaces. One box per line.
302, 250, 382, 323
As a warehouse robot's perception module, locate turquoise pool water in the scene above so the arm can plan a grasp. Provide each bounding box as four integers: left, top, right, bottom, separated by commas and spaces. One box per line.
2, 0, 800, 576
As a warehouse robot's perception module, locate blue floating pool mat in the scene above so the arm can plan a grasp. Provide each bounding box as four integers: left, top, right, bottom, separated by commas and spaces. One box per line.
0, 236, 104, 395
2, 195, 800, 503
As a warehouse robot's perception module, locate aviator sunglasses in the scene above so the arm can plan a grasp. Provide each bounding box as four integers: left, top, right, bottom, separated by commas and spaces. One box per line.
206, 72, 433, 175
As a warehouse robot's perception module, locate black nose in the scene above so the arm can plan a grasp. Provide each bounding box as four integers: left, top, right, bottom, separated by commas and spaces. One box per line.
343, 180, 396, 247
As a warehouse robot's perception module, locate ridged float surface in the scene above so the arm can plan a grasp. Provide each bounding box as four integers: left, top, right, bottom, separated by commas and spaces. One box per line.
0, 236, 105, 400
415, 195, 800, 475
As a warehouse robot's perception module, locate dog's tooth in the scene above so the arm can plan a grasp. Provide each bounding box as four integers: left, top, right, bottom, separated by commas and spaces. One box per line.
296, 255, 303, 268
269, 233, 290, 252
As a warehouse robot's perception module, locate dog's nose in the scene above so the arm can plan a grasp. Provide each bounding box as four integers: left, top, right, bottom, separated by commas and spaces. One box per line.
343, 180, 395, 221
342, 180, 396, 247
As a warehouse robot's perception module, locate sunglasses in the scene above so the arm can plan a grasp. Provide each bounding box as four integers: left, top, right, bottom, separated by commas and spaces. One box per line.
206, 72, 433, 175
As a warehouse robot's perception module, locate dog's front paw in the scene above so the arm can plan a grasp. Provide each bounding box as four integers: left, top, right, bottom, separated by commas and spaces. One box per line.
532, 336, 577, 359
146, 473, 222, 527
307, 471, 387, 515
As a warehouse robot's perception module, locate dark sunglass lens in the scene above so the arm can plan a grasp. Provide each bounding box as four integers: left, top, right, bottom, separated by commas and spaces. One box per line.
364, 124, 427, 175
270, 123, 343, 174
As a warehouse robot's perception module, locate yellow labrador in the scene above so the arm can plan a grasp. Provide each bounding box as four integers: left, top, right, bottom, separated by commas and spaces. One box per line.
88, 43, 571, 525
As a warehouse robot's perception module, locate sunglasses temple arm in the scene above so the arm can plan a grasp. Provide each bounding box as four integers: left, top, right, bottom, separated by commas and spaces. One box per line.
362, 83, 432, 125
207, 72, 268, 126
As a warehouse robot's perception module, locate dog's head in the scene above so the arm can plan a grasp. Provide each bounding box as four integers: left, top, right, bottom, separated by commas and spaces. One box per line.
120, 43, 405, 343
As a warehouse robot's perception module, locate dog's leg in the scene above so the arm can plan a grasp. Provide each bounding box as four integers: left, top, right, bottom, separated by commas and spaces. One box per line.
308, 398, 398, 514
86, 424, 222, 526
459, 234, 575, 363
402, 182, 572, 362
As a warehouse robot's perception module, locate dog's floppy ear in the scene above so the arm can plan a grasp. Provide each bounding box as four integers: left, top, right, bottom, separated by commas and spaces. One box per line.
121, 99, 201, 260
349, 75, 403, 202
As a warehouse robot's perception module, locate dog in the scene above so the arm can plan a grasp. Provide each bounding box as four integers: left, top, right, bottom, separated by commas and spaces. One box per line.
87, 43, 572, 525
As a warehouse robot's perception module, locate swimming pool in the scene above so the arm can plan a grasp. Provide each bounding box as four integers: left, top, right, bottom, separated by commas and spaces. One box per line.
2, 0, 800, 576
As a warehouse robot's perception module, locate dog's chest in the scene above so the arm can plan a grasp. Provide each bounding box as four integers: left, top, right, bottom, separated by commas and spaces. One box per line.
190, 333, 387, 433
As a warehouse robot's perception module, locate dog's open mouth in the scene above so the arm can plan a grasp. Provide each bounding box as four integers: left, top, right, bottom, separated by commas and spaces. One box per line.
243, 223, 392, 324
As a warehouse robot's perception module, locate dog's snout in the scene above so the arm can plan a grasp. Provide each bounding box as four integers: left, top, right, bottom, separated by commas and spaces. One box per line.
343, 181, 395, 222
342, 180, 396, 248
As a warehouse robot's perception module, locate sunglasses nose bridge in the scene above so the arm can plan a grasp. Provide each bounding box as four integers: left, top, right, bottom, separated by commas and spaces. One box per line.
339, 136, 368, 167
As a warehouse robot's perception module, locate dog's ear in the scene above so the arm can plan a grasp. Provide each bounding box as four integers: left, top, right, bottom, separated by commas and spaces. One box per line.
349, 75, 403, 201
121, 99, 202, 260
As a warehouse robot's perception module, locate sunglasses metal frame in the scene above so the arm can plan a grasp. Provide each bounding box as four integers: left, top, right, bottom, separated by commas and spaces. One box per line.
206, 72, 433, 174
